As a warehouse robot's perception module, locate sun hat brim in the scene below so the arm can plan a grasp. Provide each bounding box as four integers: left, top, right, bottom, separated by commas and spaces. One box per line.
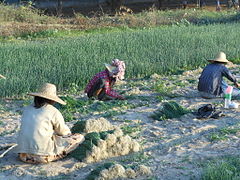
207, 58, 230, 63
105, 63, 117, 73
28, 92, 66, 105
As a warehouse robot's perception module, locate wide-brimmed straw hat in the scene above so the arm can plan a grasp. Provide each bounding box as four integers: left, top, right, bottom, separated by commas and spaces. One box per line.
28, 83, 66, 105
0, 74, 6, 79
208, 52, 230, 63
105, 63, 118, 74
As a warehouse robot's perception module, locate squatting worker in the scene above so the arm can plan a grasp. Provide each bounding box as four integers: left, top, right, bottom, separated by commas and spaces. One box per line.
198, 52, 240, 99
16, 83, 85, 164
85, 59, 125, 100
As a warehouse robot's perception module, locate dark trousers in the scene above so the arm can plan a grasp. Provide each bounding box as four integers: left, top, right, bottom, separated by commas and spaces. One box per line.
87, 79, 115, 101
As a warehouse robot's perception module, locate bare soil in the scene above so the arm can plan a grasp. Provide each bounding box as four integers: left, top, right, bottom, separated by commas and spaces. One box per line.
1, 65, 240, 179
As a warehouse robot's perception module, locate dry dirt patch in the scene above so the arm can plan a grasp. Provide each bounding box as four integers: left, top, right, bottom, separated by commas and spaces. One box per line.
1, 65, 240, 179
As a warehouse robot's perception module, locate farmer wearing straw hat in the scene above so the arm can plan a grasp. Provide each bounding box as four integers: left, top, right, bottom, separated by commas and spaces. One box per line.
85, 59, 125, 100
16, 83, 85, 164
198, 52, 240, 99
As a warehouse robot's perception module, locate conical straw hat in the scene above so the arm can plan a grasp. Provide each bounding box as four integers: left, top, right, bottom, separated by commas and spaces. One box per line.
28, 83, 66, 105
0, 74, 6, 79
105, 63, 117, 73
208, 52, 229, 63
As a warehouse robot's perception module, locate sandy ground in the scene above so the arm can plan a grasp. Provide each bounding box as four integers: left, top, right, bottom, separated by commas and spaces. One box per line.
1, 65, 240, 180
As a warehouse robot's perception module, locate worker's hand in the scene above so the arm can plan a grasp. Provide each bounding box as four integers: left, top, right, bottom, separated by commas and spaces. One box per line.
235, 82, 240, 88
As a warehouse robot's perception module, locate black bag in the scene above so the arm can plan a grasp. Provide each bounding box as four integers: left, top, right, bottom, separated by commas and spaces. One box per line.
195, 104, 223, 119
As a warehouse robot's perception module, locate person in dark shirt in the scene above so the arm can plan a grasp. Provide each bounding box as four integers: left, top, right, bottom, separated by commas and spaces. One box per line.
198, 52, 240, 99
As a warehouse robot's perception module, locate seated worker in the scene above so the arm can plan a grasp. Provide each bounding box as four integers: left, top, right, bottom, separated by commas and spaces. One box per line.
198, 52, 240, 99
16, 83, 84, 164
85, 59, 125, 100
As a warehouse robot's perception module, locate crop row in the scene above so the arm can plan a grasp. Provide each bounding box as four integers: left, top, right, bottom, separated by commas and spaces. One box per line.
0, 23, 240, 97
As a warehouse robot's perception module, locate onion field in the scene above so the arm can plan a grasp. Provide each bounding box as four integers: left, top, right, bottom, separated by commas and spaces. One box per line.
1, 23, 240, 97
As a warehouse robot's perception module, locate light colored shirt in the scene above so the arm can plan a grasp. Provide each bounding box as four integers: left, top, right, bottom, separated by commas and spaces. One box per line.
16, 104, 71, 156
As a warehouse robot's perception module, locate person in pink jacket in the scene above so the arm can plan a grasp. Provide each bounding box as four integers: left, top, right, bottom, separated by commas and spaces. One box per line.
85, 59, 126, 101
